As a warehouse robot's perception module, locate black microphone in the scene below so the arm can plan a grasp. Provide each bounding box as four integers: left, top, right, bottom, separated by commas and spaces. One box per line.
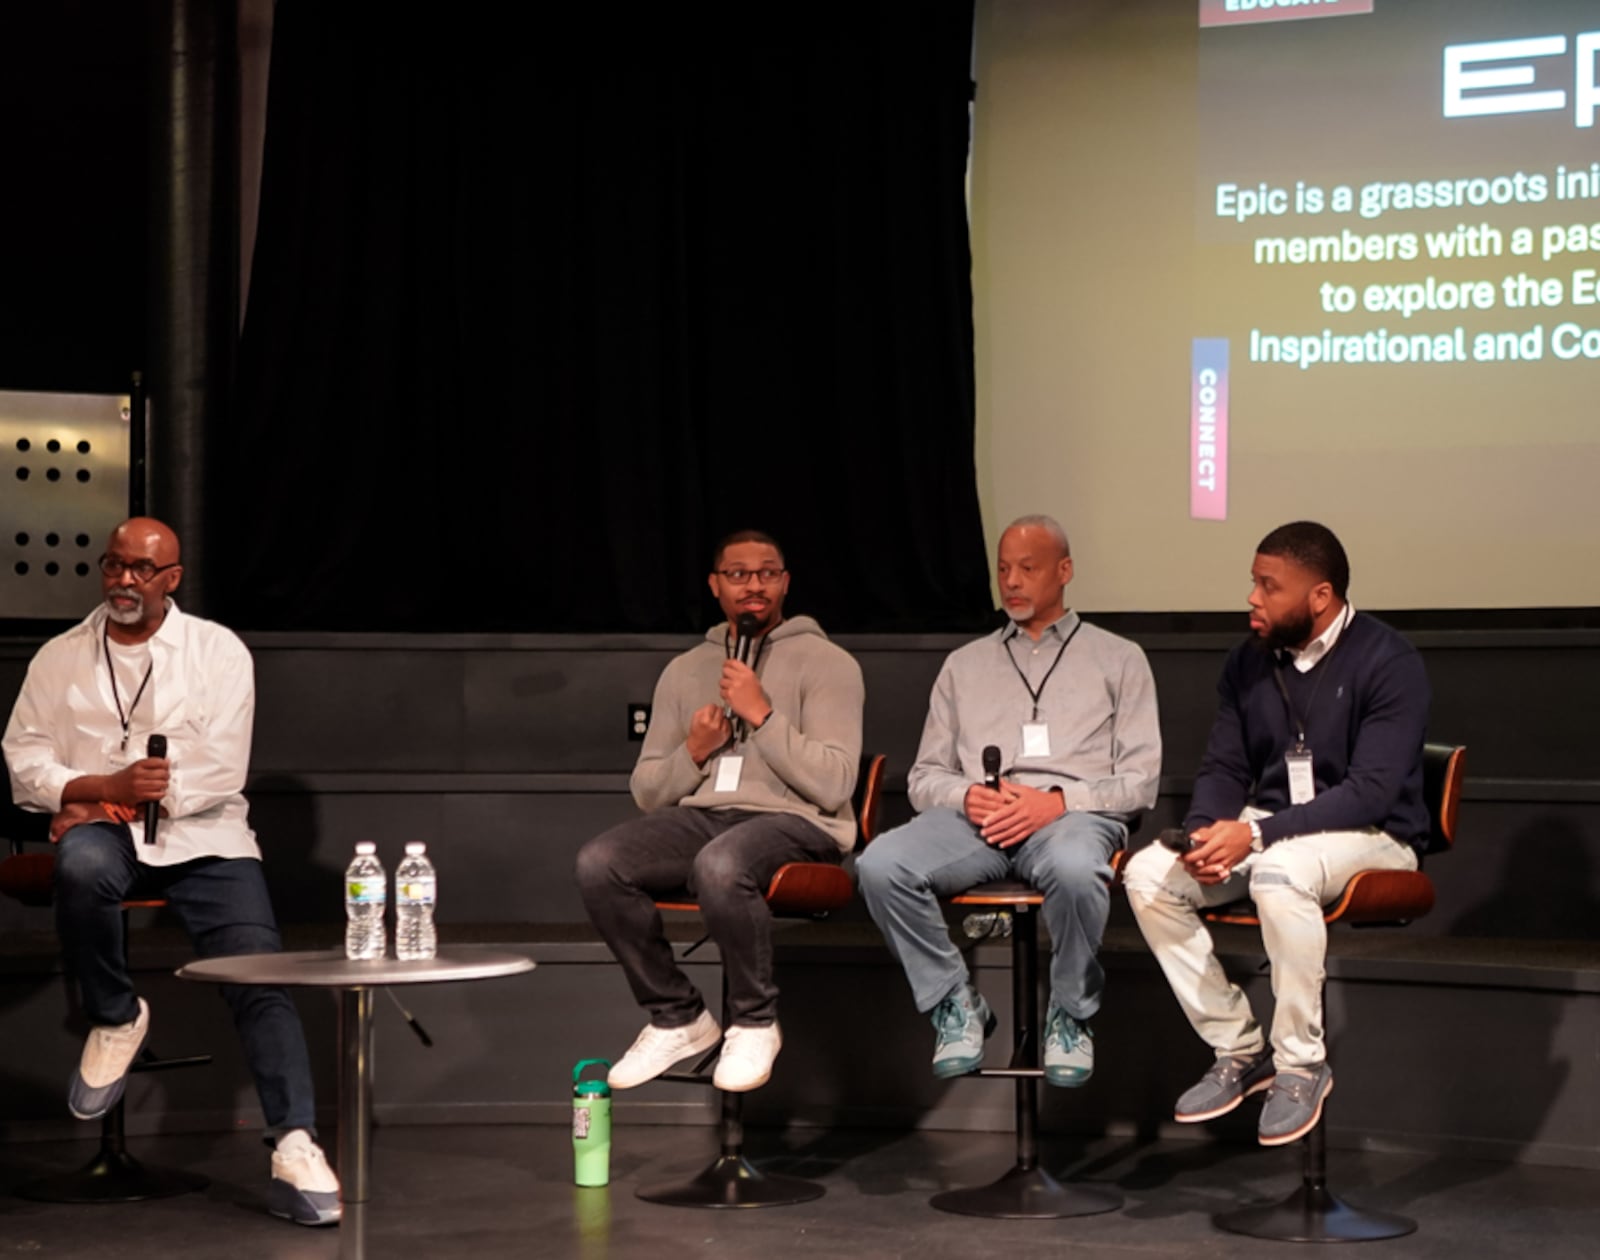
724, 613, 762, 719
1159, 826, 1195, 853
981, 745, 1002, 792
143, 733, 166, 846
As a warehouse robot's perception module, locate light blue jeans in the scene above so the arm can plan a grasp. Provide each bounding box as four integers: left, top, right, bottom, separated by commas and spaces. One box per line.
857, 808, 1126, 1021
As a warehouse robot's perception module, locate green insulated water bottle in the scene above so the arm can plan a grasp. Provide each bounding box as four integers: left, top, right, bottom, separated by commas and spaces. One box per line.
572, 1059, 612, 1187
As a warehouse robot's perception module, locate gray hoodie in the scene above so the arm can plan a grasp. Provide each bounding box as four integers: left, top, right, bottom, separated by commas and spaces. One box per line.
630, 615, 866, 852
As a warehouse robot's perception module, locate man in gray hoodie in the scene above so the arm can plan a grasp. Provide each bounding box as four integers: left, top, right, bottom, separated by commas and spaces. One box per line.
576, 530, 864, 1093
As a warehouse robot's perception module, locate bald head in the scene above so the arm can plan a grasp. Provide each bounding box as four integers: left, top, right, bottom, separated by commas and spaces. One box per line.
101, 517, 183, 642
109, 517, 181, 567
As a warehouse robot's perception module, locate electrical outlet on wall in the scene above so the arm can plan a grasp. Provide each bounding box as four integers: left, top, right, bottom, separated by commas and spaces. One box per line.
627, 703, 651, 741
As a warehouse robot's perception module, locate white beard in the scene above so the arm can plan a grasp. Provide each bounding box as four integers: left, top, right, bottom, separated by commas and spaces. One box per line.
105, 595, 144, 625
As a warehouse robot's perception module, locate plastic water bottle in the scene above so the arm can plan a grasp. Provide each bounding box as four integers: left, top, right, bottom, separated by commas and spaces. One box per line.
962, 911, 1013, 940
344, 842, 387, 961
395, 842, 438, 961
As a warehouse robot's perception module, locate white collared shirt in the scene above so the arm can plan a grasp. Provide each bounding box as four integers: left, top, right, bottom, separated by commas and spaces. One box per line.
3, 601, 260, 866
1284, 602, 1354, 674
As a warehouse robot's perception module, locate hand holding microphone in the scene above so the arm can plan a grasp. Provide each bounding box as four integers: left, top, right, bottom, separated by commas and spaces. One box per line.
720, 613, 770, 726
963, 745, 1009, 827
143, 733, 167, 845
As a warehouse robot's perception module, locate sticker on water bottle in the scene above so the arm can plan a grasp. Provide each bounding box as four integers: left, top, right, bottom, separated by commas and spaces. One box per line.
347, 878, 385, 903
573, 1107, 591, 1139
399, 878, 437, 905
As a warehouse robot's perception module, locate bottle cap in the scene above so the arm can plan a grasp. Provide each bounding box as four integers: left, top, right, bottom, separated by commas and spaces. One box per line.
355, 842, 376, 855
573, 1058, 611, 1096
405, 842, 426, 856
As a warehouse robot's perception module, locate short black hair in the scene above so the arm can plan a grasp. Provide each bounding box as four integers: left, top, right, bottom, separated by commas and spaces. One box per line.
711, 529, 784, 571
1255, 521, 1349, 599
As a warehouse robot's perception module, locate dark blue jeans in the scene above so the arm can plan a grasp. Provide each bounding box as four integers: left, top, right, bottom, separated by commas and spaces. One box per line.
54, 822, 318, 1141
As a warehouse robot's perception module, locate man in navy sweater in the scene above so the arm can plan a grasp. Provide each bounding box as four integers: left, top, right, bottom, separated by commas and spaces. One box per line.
1124, 521, 1429, 1146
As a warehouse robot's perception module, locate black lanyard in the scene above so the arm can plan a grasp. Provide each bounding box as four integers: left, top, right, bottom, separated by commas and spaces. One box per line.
1003, 618, 1082, 721
1270, 605, 1351, 749
102, 621, 154, 752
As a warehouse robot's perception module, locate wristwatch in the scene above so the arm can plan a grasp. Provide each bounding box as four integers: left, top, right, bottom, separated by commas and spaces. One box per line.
1247, 819, 1265, 851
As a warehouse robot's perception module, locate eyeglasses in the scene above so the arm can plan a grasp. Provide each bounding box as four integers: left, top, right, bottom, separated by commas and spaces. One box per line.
98, 555, 179, 582
715, 567, 786, 586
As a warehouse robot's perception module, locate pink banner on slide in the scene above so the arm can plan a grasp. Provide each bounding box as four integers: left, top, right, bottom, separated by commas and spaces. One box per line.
1199, 0, 1373, 28
1191, 339, 1228, 521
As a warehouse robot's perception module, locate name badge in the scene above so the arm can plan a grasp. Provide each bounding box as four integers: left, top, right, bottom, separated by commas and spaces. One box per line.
1021, 722, 1051, 759
1286, 749, 1316, 805
713, 755, 744, 793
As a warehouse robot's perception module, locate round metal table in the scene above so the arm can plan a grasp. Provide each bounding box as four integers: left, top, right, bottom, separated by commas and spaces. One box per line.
176, 948, 534, 1206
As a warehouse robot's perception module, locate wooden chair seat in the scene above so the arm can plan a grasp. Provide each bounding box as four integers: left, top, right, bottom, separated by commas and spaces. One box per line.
1202, 868, 1436, 928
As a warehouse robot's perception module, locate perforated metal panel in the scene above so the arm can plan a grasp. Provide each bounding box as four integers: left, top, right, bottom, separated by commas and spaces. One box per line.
1, 390, 131, 619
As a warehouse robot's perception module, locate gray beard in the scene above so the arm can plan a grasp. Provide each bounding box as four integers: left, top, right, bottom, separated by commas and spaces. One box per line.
105, 596, 144, 625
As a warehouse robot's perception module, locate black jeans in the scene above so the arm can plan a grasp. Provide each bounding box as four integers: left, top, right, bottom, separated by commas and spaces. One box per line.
575, 807, 840, 1027
54, 822, 318, 1141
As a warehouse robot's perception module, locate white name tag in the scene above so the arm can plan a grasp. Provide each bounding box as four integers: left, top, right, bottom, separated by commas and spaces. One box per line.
1286, 750, 1316, 805
713, 755, 744, 793
1021, 722, 1051, 759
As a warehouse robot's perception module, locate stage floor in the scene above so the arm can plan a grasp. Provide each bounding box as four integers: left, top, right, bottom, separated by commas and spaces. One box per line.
3, 1123, 1594, 1259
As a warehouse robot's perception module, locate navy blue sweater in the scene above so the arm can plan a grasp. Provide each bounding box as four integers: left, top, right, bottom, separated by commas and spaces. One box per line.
1185, 612, 1431, 850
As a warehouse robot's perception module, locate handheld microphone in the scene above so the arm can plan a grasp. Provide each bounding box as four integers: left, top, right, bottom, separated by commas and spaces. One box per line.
143, 733, 166, 846
981, 745, 1002, 792
724, 613, 762, 719
1159, 827, 1195, 853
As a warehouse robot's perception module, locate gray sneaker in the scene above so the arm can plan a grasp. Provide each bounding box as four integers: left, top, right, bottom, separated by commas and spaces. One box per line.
1259, 1063, 1334, 1146
930, 984, 996, 1078
1042, 1005, 1093, 1087
1174, 1048, 1276, 1123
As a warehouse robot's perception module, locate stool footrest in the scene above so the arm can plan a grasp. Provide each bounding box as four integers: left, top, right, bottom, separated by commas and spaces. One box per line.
637, 1155, 825, 1209
132, 1054, 214, 1074
1215, 1183, 1416, 1242
930, 1164, 1122, 1220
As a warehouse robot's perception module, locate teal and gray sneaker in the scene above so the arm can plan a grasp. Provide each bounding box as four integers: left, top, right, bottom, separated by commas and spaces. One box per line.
930, 983, 996, 1078
1043, 1005, 1094, 1087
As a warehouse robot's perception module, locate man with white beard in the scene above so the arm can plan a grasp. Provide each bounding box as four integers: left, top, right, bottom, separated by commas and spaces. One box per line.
2, 517, 341, 1227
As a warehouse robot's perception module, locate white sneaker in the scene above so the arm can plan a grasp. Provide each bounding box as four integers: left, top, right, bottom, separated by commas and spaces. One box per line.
68, 997, 150, 1120
607, 1009, 722, 1089
269, 1129, 342, 1226
712, 1022, 782, 1092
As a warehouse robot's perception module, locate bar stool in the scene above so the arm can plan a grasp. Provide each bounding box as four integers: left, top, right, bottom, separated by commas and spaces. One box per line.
1199, 742, 1466, 1242
934, 858, 1127, 1220
636, 752, 886, 1209
0, 829, 211, 1203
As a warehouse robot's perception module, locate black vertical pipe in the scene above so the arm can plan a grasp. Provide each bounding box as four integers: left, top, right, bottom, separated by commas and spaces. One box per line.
128, 371, 146, 516
148, 0, 239, 611
1015, 904, 1038, 1172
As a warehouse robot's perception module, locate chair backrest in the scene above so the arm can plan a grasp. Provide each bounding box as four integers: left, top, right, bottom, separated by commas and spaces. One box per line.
853, 753, 887, 850
1421, 743, 1466, 856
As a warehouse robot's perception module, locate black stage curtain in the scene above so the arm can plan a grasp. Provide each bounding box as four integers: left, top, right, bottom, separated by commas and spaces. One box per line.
215, 2, 992, 634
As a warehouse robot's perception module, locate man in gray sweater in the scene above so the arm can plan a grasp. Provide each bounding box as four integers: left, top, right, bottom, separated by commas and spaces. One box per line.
858, 516, 1160, 1087
576, 530, 865, 1093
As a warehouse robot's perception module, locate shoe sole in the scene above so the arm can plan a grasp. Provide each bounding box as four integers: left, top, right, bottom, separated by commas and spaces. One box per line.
608, 1022, 724, 1090
268, 1180, 342, 1227
68, 1008, 151, 1121
1043, 1066, 1093, 1088
1174, 1074, 1276, 1124
1258, 1075, 1333, 1146
931, 1007, 998, 1079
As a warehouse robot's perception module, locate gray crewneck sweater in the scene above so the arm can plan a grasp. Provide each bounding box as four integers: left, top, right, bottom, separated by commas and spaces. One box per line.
630, 615, 866, 851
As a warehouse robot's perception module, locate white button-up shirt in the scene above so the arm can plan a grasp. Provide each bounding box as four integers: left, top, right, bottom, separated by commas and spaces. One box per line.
1284, 602, 1355, 674
3, 601, 260, 866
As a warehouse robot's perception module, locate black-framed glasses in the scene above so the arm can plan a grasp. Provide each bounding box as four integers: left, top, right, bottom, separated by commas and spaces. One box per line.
715, 567, 786, 586
98, 555, 179, 582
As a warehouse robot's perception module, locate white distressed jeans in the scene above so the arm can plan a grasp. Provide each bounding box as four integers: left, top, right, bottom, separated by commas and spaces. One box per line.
1123, 809, 1418, 1070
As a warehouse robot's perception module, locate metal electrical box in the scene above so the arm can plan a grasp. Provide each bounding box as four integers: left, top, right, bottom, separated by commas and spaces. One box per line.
1, 389, 131, 619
